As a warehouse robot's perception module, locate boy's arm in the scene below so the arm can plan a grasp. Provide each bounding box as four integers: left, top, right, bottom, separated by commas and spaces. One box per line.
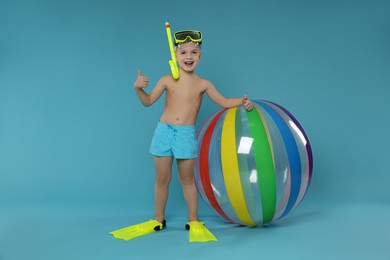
205, 81, 253, 111
134, 69, 166, 107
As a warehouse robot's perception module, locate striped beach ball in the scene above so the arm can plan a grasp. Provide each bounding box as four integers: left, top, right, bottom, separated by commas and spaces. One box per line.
195, 100, 313, 226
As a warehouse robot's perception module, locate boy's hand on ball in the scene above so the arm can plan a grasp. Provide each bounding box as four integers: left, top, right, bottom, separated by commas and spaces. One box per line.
243, 95, 253, 111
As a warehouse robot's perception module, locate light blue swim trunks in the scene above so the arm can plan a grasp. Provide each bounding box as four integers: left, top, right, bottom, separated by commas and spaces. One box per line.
149, 121, 198, 159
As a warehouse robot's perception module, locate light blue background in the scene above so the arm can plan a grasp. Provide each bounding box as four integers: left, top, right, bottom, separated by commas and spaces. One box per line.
1, 0, 389, 259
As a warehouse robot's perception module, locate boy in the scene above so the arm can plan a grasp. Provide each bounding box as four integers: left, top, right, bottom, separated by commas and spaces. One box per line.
110, 30, 253, 242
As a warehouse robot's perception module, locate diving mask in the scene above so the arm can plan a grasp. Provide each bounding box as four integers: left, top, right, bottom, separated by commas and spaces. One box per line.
174, 30, 202, 46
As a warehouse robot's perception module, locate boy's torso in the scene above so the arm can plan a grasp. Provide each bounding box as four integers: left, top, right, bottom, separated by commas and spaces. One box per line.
159, 75, 207, 126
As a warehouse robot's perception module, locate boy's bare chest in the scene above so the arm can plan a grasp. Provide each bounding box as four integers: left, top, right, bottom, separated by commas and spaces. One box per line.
166, 84, 203, 98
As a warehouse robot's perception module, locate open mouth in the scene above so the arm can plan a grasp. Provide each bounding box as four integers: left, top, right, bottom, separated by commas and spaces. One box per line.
184, 61, 194, 67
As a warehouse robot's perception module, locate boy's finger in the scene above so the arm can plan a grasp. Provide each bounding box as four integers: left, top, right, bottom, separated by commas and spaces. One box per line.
138, 69, 142, 76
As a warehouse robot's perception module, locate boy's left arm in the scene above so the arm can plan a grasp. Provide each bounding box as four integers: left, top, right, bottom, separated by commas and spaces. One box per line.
205, 82, 253, 111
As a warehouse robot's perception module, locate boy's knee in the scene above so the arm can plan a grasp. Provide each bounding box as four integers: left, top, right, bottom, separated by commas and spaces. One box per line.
156, 174, 172, 186
179, 173, 195, 186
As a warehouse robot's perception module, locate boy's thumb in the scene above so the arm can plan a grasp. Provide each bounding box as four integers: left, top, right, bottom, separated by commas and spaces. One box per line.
137, 69, 142, 76
243, 94, 248, 100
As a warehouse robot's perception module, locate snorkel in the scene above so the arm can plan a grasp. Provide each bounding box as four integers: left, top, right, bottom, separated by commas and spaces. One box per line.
165, 21, 180, 79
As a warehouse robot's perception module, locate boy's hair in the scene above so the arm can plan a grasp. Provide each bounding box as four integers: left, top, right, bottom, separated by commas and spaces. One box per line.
175, 40, 202, 50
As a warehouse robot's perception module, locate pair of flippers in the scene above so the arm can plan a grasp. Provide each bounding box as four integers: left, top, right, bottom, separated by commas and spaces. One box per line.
109, 220, 217, 242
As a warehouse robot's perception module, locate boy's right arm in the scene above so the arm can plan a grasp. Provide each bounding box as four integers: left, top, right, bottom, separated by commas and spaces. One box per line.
134, 69, 166, 107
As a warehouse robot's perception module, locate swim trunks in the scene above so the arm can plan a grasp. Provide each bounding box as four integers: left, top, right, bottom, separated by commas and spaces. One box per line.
149, 121, 198, 159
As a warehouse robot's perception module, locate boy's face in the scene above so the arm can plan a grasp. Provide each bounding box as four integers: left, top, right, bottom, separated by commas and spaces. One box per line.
175, 42, 201, 73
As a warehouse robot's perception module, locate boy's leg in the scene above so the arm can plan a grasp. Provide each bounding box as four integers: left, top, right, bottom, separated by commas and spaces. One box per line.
177, 158, 198, 222
154, 156, 173, 223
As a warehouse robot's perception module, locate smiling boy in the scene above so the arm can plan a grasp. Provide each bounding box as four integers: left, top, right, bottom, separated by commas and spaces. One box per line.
110, 30, 253, 242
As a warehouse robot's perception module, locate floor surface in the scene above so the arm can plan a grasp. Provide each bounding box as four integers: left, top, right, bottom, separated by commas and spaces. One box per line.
1, 201, 389, 260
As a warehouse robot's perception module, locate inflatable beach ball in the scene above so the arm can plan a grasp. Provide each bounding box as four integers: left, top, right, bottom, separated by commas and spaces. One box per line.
195, 100, 313, 226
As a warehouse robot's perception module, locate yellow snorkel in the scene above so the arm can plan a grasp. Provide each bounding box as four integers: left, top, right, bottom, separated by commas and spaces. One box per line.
165, 21, 180, 79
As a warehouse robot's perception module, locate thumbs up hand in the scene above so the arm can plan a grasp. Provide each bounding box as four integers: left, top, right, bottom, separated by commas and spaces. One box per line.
134, 69, 149, 89
243, 94, 253, 111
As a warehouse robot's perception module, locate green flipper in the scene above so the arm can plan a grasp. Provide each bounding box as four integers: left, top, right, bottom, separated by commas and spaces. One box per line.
110, 219, 166, 241
185, 221, 218, 243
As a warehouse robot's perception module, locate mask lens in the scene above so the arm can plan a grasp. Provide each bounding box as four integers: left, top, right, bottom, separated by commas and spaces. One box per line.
175, 31, 188, 41
187, 31, 201, 40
